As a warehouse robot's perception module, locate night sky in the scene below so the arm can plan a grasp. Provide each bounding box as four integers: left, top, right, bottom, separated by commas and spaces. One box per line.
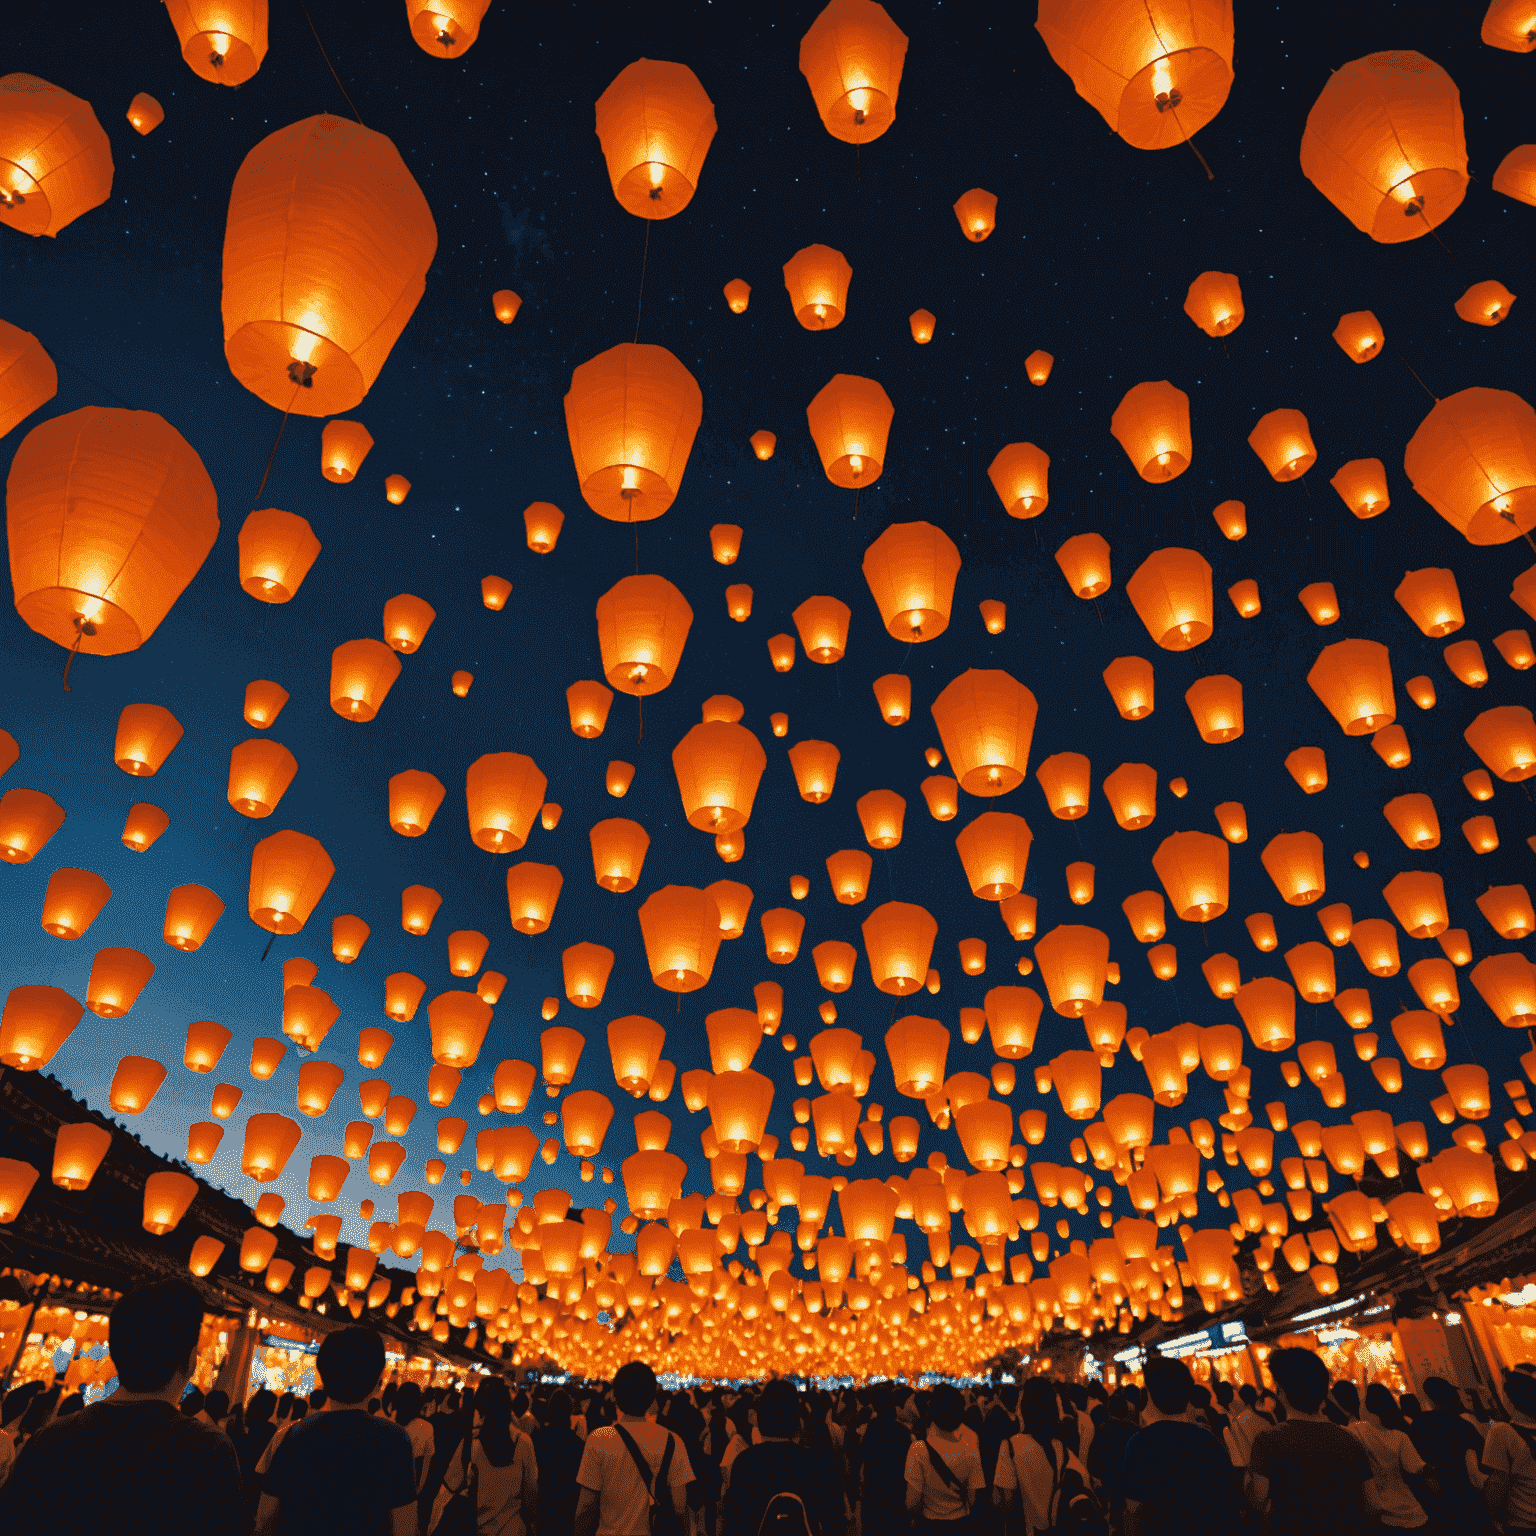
3, 0, 1533, 1293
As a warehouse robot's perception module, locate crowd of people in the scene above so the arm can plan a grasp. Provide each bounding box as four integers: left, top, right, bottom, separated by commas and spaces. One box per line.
4, 1278, 1536, 1536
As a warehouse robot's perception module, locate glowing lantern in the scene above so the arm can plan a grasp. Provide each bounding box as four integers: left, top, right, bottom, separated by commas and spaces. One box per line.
806, 374, 894, 490
1111, 382, 1192, 481
1284, 942, 1336, 1004
465, 751, 547, 853
1332, 458, 1390, 518
1234, 977, 1296, 1053
1261, 832, 1325, 906
561, 1091, 615, 1159
1184, 675, 1243, 742
584, 820, 647, 896
385, 973, 427, 1022
1308, 639, 1395, 735
223, 116, 435, 415
1152, 832, 1229, 922
930, 668, 1038, 797
594, 58, 715, 220
1465, 707, 1536, 782
909, 309, 936, 343
1126, 547, 1212, 650
1035, 753, 1090, 822
142, 1172, 197, 1235
1493, 143, 1536, 202
565, 345, 703, 521
1299, 583, 1340, 625
1454, 280, 1516, 327
1383, 794, 1440, 851
1102, 656, 1155, 720
1050, 1051, 1102, 1122
709, 1071, 775, 1153
704, 879, 753, 940
81, 948, 153, 1023
799, 0, 907, 143
672, 722, 767, 833
1284, 747, 1327, 794
329, 639, 401, 721
862, 521, 961, 642
1034, 926, 1109, 1018
1036, 0, 1233, 150
1184, 272, 1243, 336
385, 769, 445, 838
1102, 762, 1157, 830
638, 886, 723, 993
1248, 409, 1317, 481
953, 189, 997, 241
1494, 630, 1535, 669
237, 509, 320, 604
36, 867, 109, 941
855, 790, 906, 851
861, 902, 938, 996
1383, 872, 1448, 940
0, 790, 63, 866
1054, 534, 1112, 600
227, 739, 298, 819
1435, 1146, 1498, 1218
0, 73, 113, 237
52, 1122, 111, 1191
1476, 886, 1534, 940
555, 943, 612, 1013
1405, 389, 1536, 546
953, 812, 1033, 902
328, 914, 368, 964
427, 991, 493, 1070
241, 1113, 301, 1182
987, 442, 1050, 518
0, 322, 56, 442
761, 909, 806, 965
163, 885, 225, 952
1471, 954, 1535, 1028
596, 575, 694, 694
1300, 52, 1467, 242
249, 830, 333, 934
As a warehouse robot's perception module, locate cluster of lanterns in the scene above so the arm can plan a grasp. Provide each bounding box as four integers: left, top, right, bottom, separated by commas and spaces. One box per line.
2, 0, 1536, 1381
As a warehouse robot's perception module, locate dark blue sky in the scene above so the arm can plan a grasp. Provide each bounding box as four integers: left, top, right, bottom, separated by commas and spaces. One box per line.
3, 0, 1533, 1284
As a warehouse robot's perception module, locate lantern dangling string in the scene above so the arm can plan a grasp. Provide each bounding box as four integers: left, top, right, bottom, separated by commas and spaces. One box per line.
298, 0, 366, 126
60, 617, 90, 693
254, 384, 304, 504
1414, 208, 1463, 269
1399, 357, 1438, 404
634, 222, 652, 344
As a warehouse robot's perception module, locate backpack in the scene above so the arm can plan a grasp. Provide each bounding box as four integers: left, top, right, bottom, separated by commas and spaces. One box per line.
614, 1424, 684, 1536
1044, 1442, 1106, 1536
758, 1490, 816, 1536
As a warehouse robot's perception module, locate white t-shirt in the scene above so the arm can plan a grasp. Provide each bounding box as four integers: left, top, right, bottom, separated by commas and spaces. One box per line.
1348, 1420, 1426, 1528
577, 1422, 693, 1536
994, 1434, 1087, 1536
905, 1432, 984, 1522
440, 1429, 538, 1536
1483, 1421, 1536, 1528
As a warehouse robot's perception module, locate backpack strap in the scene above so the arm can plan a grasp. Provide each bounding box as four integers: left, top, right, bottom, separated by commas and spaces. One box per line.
614, 1424, 658, 1502
926, 1441, 971, 1509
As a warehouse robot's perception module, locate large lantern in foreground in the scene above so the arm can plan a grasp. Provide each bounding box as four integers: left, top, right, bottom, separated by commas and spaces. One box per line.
596, 575, 694, 695
1111, 382, 1192, 481
807, 375, 894, 488
407, 0, 491, 57
1035, 1, 1234, 151
1300, 51, 1467, 242
1404, 388, 1536, 546
672, 722, 767, 833
248, 830, 334, 934
222, 115, 437, 416
1126, 547, 1212, 650
0, 74, 114, 238
565, 344, 703, 521
930, 669, 1038, 796
862, 521, 961, 641
799, 0, 908, 144
7, 407, 219, 657
595, 59, 716, 219
1308, 639, 1395, 735
165, 1, 268, 84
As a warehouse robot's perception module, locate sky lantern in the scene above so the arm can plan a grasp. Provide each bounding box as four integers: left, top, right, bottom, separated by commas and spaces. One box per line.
1249, 409, 1317, 481
955, 1101, 1013, 1171
1465, 707, 1536, 782
1300, 52, 1467, 242
987, 442, 1050, 519
1477, 886, 1533, 941
1455, 280, 1517, 327
282, 985, 339, 1051
1035, 0, 1234, 150
783, 245, 854, 329
248, 829, 334, 934
861, 902, 937, 996
0, 320, 56, 439
113, 704, 183, 777
1055, 534, 1112, 599
1051, 1051, 1102, 1121
465, 751, 547, 852
1332, 311, 1383, 364
1122, 891, 1166, 944
8, 408, 219, 661
793, 597, 852, 663
709, 1071, 775, 1154
1126, 547, 1212, 649
886, 1016, 949, 1098
562, 944, 614, 1009
826, 850, 873, 905
382, 593, 435, 654
164, 1, 268, 83
1383, 872, 1449, 939
1471, 954, 1536, 1029
909, 309, 936, 343
0, 74, 113, 237
566, 680, 615, 739
159, 884, 224, 952
445, 930, 488, 978
1102, 763, 1157, 829
1, 984, 84, 1069
1483, 0, 1536, 49
788, 740, 840, 803
407, 0, 491, 55
813, 940, 858, 992
672, 721, 767, 831
1184, 272, 1244, 336
807, 375, 894, 489
238, 510, 320, 603
387, 769, 446, 837
594, 59, 715, 219
561, 1090, 615, 1159
1036, 753, 1090, 820
704, 879, 753, 939
1308, 639, 1395, 734
565, 345, 703, 521
1261, 831, 1325, 906
88, 947, 155, 1020
1493, 144, 1536, 203
241, 1112, 301, 1182
954, 812, 1033, 900
294, 1058, 344, 1117
39, 867, 111, 940
596, 575, 694, 694
1152, 831, 1229, 921
141, 1172, 197, 1235
1384, 793, 1441, 850
1102, 657, 1154, 720
428, 991, 493, 1068
320, 421, 373, 482
1395, 568, 1463, 636
871, 674, 911, 726
402, 885, 442, 937
1212, 500, 1246, 540
227, 739, 297, 818
330, 639, 401, 722
223, 116, 436, 416
856, 789, 906, 849
609, 1015, 665, 1097
1184, 675, 1243, 742
589, 820, 650, 894
953, 189, 997, 241
862, 521, 961, 641
639, 886, 723, 992
1285, 942, 1336, 1003
1035, 925, 1109, 1017
1111, 382, 1192, 481
930, 669, 1038, 797
1234, 977, 1297, 1053
52, 1122, 111, 1190
798, 0, 908, 143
